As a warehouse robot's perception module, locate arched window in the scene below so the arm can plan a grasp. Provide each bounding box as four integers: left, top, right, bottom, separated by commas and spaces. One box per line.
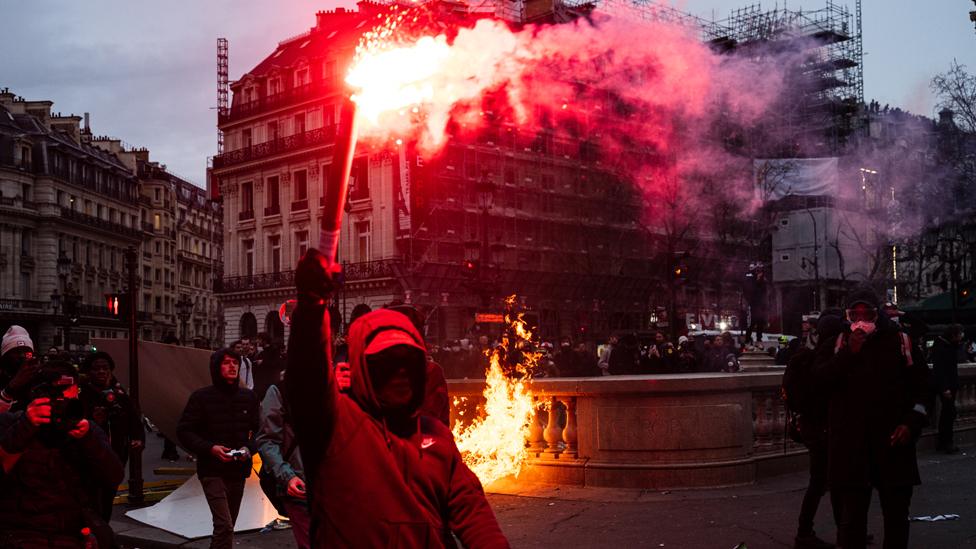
239, 312, 258, 339
264, 310, 284, 344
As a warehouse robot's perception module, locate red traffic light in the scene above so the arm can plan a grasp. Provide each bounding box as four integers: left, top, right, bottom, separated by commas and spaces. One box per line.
105, 294, 120, 315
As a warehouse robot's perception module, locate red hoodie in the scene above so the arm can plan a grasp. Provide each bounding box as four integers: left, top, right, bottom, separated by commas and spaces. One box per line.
286, 306, 509, 548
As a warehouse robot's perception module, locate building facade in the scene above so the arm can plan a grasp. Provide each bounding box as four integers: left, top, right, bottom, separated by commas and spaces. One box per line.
0, 89, 144, 350
213, 4, 756, 345
175, 178, 224, 347
92, 140, 225, 346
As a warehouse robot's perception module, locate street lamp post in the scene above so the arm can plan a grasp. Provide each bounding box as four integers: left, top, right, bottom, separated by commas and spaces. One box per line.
475, 173, 496, 309
175, 295, 193, 345
51, 252, 81, 351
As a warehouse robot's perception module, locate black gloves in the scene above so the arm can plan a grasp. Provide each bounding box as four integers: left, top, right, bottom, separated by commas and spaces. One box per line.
295, 248, 340, 305
5, 359, 40, 401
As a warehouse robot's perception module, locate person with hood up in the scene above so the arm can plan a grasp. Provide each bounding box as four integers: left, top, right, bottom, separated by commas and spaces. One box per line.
813, 289, 928, 549
285, 249, 509, 548
177, 349, 259, 549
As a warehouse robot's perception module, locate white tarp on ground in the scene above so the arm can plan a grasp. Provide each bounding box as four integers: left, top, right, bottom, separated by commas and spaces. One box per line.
754, 157, 839, 200
92, 339, 280, 538
124, 473, 279, 539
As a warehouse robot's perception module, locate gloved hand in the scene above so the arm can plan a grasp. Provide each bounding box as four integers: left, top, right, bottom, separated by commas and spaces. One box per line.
6, 358, 40, 401
295, 248, 340, 305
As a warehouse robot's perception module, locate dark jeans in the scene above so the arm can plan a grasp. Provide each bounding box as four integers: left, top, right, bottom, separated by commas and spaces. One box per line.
937, 393, 957, 449
283, 500, 311, 549
200, 476, 246, 549
745, 318, 765, 344
798, 441, 840, 536
836, 485, 913, 549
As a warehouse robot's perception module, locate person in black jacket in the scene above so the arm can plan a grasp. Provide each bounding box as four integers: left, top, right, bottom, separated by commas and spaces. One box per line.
814, 289, 928, 549
79, 351, 145, 522
783, 311, 843, 549
0, 360, 124, 548
177, 348, 259, 549
931, 324, 963, 454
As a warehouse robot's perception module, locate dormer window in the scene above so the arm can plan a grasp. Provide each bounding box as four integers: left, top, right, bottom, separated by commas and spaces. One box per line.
295, 67, 310, 87
268, 77, 281, 96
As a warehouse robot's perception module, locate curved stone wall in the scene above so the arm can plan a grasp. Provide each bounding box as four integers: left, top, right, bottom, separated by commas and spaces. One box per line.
449, 365, 976, 490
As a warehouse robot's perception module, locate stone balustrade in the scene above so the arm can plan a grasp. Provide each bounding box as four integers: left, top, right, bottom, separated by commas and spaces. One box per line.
448, 364, 976, 490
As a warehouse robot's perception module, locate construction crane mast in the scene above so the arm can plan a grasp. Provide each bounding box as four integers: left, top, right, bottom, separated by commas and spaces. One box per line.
217, 37, 229, 155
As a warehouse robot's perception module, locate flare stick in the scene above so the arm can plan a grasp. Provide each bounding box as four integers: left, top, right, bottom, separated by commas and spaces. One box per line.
319, 97, 359, 265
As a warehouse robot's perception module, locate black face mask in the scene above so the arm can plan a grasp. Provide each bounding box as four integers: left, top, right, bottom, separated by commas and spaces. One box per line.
366, 345, 425, 403
0, 353, 25, 376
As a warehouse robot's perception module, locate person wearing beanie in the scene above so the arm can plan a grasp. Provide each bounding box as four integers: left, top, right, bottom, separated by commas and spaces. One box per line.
814, 288, 928, 549
177, 348, 259, 549
0, 325, 39, 413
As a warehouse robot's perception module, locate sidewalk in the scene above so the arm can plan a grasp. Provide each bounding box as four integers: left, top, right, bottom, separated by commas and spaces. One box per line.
115, 444, 976, 548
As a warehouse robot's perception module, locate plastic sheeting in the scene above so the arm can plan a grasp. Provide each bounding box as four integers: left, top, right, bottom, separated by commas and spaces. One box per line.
124, 473, 280, 538
754, 157, 839, 200
92, 339, 281, 538
93, 339, 212, 443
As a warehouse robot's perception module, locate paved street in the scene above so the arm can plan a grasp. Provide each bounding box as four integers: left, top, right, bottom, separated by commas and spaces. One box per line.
115, 442, 976, 548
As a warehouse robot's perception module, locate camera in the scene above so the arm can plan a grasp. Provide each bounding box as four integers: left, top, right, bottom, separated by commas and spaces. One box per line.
226, 449, 248, 459
30, 374, 84, 431
97, 387, 125, 418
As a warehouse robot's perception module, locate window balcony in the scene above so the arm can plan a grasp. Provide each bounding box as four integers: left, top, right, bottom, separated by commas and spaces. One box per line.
218, 80, 333, 125
212, 125, 337, 169
264, 205, 280, 217
60, 206, 143, 240
290, 200, 308, 212
239, 210, 255, 221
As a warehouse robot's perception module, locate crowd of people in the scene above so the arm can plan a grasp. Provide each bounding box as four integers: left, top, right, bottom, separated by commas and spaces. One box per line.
431, 329, 745, 379
0, 267, 972, 547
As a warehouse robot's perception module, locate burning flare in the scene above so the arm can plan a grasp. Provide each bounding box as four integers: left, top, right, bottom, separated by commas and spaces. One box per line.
452, 296, 539, 486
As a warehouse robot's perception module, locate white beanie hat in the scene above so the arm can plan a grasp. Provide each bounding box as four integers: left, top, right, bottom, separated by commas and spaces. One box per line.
1, 325, 34, 357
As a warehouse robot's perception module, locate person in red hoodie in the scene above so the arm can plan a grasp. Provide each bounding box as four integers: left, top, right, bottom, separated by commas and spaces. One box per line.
286, 249, 509, 548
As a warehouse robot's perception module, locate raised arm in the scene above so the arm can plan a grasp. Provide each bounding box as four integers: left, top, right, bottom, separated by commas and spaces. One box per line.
285, 248, 339, 467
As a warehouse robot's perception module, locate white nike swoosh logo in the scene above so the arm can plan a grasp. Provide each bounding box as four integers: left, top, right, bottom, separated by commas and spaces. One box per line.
421, 439, 435, 449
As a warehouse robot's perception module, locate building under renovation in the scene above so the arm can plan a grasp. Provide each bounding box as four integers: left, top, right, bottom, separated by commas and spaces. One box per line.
213, 0, 866, 343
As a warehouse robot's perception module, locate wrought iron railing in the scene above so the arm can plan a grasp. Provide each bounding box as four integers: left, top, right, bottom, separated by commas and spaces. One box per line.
218, 81, 331, 124
212, 125, 338, 169
60, 207, 143, 239
218, 259, 399, 293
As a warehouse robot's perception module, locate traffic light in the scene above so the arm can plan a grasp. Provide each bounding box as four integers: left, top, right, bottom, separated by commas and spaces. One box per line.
105, 293, 120, 316
462, 259, 480, 279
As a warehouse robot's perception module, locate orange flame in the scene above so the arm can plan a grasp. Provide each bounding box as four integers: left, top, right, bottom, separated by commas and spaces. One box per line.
452, 296, 539, 486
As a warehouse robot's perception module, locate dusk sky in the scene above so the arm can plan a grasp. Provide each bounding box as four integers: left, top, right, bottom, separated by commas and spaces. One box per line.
2, 1, 974, 187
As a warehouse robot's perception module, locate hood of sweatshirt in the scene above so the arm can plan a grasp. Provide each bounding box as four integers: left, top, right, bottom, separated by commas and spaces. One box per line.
209, 348, 241, 390
347, 309, 428, 420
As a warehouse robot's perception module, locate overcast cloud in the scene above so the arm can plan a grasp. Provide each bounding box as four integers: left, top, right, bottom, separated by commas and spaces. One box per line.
2, 1, 974, 187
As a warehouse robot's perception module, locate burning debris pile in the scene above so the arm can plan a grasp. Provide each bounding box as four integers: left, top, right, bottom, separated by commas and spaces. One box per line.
452, 296, 540, 486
